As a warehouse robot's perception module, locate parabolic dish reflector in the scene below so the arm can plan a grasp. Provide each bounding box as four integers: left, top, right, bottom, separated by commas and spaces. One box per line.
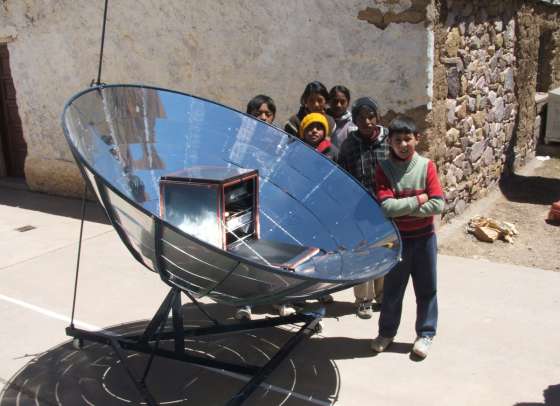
62, 85, 400, 306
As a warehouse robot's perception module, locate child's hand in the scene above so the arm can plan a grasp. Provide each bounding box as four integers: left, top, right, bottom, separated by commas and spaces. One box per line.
417, 193, 429, 205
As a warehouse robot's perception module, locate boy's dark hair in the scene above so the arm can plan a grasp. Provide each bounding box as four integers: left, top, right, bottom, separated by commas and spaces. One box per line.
300, 81, 329, 106
351, 97, 379, 124
388, 115, 418, 136
246, 95, 276, 116
328, 85, 350, 102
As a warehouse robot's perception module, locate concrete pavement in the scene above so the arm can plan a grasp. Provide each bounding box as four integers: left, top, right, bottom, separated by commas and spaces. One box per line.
0, 186, 558, 405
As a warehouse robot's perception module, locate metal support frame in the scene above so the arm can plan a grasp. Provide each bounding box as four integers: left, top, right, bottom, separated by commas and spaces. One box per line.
66, 287, 323, 406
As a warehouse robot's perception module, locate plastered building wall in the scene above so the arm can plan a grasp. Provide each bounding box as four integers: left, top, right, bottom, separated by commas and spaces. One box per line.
0, 0, 432, 196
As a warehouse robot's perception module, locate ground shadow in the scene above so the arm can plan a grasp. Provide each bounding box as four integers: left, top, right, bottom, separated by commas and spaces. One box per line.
249, 300, 379, 321
188, 301, 381, 364
499, 173, 560, 205
368, 341, 412, 356
0, 301, 383, 406
514, 384, 560, 406
323, 301, 381, 318
536, 143, 560, 159
0, 187, 109, 224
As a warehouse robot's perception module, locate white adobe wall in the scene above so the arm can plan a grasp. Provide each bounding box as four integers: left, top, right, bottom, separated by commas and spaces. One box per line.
0, 0, 431, 196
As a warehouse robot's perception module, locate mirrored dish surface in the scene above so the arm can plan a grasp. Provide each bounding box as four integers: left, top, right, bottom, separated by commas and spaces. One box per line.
62, 85, 400, 306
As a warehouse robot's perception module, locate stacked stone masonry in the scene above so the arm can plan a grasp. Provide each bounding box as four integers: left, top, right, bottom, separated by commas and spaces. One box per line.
441, 0, 518, 219
437, 0, 560, 221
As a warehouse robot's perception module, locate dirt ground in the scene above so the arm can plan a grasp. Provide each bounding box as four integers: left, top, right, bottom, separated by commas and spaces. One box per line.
438, 151, 560, 272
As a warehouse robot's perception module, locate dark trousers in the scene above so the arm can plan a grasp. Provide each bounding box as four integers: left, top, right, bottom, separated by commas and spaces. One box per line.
378, 233, 438, 338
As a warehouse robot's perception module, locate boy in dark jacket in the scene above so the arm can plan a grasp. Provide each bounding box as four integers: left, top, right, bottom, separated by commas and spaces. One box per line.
338, 97, 388, 319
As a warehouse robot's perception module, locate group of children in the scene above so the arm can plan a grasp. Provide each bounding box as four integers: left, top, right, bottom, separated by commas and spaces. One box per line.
244, 81, 444, 359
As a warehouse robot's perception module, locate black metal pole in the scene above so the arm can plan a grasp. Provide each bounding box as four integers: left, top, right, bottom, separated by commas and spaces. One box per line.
140, 288, 177, 344
70, 184, 88, 327
171, 292, 185, 355
96, 0, 109, 85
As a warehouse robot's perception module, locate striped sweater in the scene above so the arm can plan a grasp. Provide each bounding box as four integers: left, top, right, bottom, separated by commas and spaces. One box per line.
375, 152, 445, 239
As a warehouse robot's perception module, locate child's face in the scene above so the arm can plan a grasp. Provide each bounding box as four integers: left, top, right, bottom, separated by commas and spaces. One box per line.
389, 131, 419, 160
355, 107, 378, 137
251, 103, 274, 124
329, 91, 349, 118
303, 122, 326, 146
304, 93, 327, 113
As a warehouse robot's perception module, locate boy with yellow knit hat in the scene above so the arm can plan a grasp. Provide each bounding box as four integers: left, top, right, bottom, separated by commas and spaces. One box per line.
299, 112, 338, 305
299, 112, 338, 161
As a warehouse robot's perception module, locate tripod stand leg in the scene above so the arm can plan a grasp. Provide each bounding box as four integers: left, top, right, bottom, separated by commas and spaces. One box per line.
66, 288, 324, 406
183, 289, 220, 325
171, 290, 185, 355
140, 288, 179, 344
226, 311, 322, 406
108, 337, 159, 406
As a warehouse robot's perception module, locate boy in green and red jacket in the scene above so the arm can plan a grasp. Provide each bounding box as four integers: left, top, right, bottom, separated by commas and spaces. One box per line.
370, 115, 445, 359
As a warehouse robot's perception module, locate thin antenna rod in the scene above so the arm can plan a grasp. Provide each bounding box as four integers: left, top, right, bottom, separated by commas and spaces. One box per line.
70, 184, 88, 327
96, 0, 110, 85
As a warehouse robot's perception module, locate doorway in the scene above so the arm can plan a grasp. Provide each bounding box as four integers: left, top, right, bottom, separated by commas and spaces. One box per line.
0, 44, 26, 178
535, 30, 555, 144
536, 30, 554, 93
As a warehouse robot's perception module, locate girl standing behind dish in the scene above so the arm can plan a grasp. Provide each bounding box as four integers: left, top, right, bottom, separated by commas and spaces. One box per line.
327, 85, 354, 148
284, 81, 336, 138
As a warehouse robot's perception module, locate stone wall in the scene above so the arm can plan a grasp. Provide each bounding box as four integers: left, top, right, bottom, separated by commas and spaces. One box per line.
0, 0, 433, 196
433, 0, 560, 221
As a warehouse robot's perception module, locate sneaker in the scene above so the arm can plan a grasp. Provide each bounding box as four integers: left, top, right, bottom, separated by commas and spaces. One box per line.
356, 302, 373, 319
273, 304, 296, 317
318, 294, 334, 304
234, 306, 251, 321
370, 335, 394, 352
412, 336, 433, 358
